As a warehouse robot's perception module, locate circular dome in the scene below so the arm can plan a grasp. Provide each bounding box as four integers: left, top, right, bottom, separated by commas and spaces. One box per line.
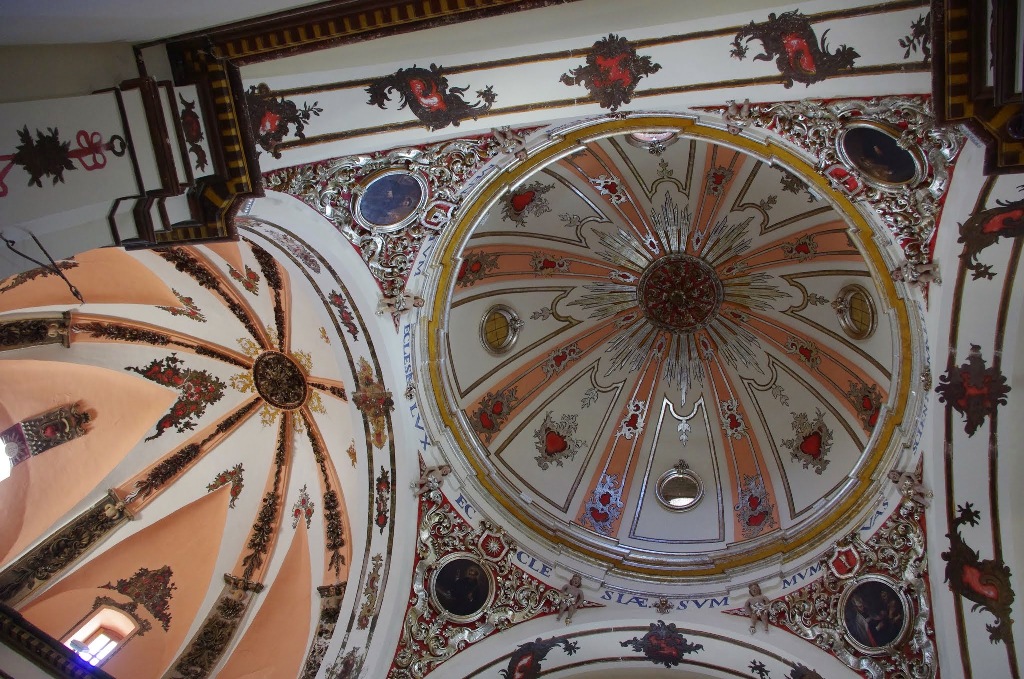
424, 116, 912, 578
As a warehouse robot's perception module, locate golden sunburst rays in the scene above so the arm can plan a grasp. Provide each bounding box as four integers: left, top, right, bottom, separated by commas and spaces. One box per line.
565, 193, 789, 390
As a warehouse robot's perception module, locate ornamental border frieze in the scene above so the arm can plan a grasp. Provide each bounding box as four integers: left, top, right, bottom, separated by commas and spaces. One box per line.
718, 96, 964, 262
262, 131, 532, 298
730, 497, 936, 679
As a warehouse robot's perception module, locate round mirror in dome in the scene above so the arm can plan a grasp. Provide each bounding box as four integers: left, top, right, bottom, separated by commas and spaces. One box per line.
656, 462, 703, 512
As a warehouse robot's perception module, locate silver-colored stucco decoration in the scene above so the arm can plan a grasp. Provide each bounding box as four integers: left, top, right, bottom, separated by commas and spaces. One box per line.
719, 96, 964, 262
764, 499, 935, 679
263, 135, 509, 297
390, 494, 564, 677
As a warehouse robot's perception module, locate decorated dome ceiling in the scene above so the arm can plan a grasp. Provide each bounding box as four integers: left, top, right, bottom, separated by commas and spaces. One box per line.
426, 116, 912, 577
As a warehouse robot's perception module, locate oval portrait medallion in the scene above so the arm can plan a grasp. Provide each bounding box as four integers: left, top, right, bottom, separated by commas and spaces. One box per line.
429, 554, 494, 621
840, 576, 911, 654
355, 170, 427, 231
838, 123, 923, 188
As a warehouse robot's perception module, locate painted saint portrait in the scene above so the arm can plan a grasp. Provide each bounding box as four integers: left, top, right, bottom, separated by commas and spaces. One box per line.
842, 578, 908, 650
431, 556, 492, 619
355, 171, 426, 229
840, 124, 920, 187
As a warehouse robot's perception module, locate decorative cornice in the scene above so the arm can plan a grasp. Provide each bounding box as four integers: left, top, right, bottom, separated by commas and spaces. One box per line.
0, 603, 115, 679
0, 313, 71, 352
0, 491, 129, 605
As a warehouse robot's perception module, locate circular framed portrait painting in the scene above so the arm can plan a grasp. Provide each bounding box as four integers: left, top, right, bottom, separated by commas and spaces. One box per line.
354, 170, 428, 232
429, 554, 495, 622
839, 575, 912, 654
836, 121, 925, 190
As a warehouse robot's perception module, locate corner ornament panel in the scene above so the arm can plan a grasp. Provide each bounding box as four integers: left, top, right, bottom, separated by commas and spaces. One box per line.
720, 96, 964, 262
389, 490, 592, 678
732, 498, 936, 679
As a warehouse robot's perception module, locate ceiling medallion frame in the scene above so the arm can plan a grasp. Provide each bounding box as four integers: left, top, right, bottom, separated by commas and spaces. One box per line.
835, 120, 926, 192
479, 304, 523, 355
833, 284, 877, 341
252, 351, 308, 410
637, 253, 724, 333
354, 169, 430, 233
428, 552, 496, 623
421, 113, 918, 579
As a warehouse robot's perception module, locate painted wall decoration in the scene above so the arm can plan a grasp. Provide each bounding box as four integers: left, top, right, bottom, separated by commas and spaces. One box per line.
1, 402, 91, 468
457, 252, 500, 287
619, 620, 704, 667
957, 193, 1024, 280
0, 259, 77, 293
0, 126, 125, 197
560, 34, 661, 112
780, 409, 833, 474
579, 472, 624, 535
328, 290, 360, 340
499, 635, 579, 679
126, 353, 227, 441
841, 576, 910, 651
177, 94, 207, 171
501, 181, 553, 227
533, 412, 584, 469
374, 466, 390, 534
207, 464, 244, 508
100, 565, 177, 632
366, 64, 496, 131
229, 264, 260, 294
352, 357, 393, 449
942, 502, 1015, 644
292, 484, 315, 529
898, 12, 931, 62
357, 554, 383, 630
729, 10, 859, 88
935, 344, 1010, 437
158, 289, 206, 322
246, 83, 323, 159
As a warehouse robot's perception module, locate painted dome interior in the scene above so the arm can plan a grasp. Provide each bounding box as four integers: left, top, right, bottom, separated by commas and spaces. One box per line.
429, 118, 908, 576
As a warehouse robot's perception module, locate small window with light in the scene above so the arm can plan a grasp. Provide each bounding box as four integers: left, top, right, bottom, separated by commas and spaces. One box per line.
64, 605, 139, 666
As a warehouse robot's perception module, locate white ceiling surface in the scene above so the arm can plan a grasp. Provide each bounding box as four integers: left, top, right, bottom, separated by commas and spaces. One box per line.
0, 0, 785, 46
0, 0, 324, 44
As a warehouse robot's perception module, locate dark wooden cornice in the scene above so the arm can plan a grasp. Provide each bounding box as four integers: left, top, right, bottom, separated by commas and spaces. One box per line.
0, 603, 115, 679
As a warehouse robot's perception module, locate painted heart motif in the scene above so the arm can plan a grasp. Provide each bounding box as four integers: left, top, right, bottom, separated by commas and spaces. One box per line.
727, 414, 741, 430
510, 190, 536, 213
590, 508, 610, 523
800, 431, 823, 458
492, 401, 504, 415
599, 492, 612, 505
799, 346, 813, 361
711, 171, 726, 184
552, 351, 567, 368
479, 412, 494, 430
962, 564, 1000, 601
605, 182, 619, 194
625, 413, 639, 429
544, 430, 568, 455
748, 495, 761, 511
541, 258, 557, 269
747, 511, 768, 526
795, 243, 811, 254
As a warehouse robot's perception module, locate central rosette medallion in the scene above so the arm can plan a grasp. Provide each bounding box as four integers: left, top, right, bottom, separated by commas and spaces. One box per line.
252, 351, 308, 410
637, 254, 723, 332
